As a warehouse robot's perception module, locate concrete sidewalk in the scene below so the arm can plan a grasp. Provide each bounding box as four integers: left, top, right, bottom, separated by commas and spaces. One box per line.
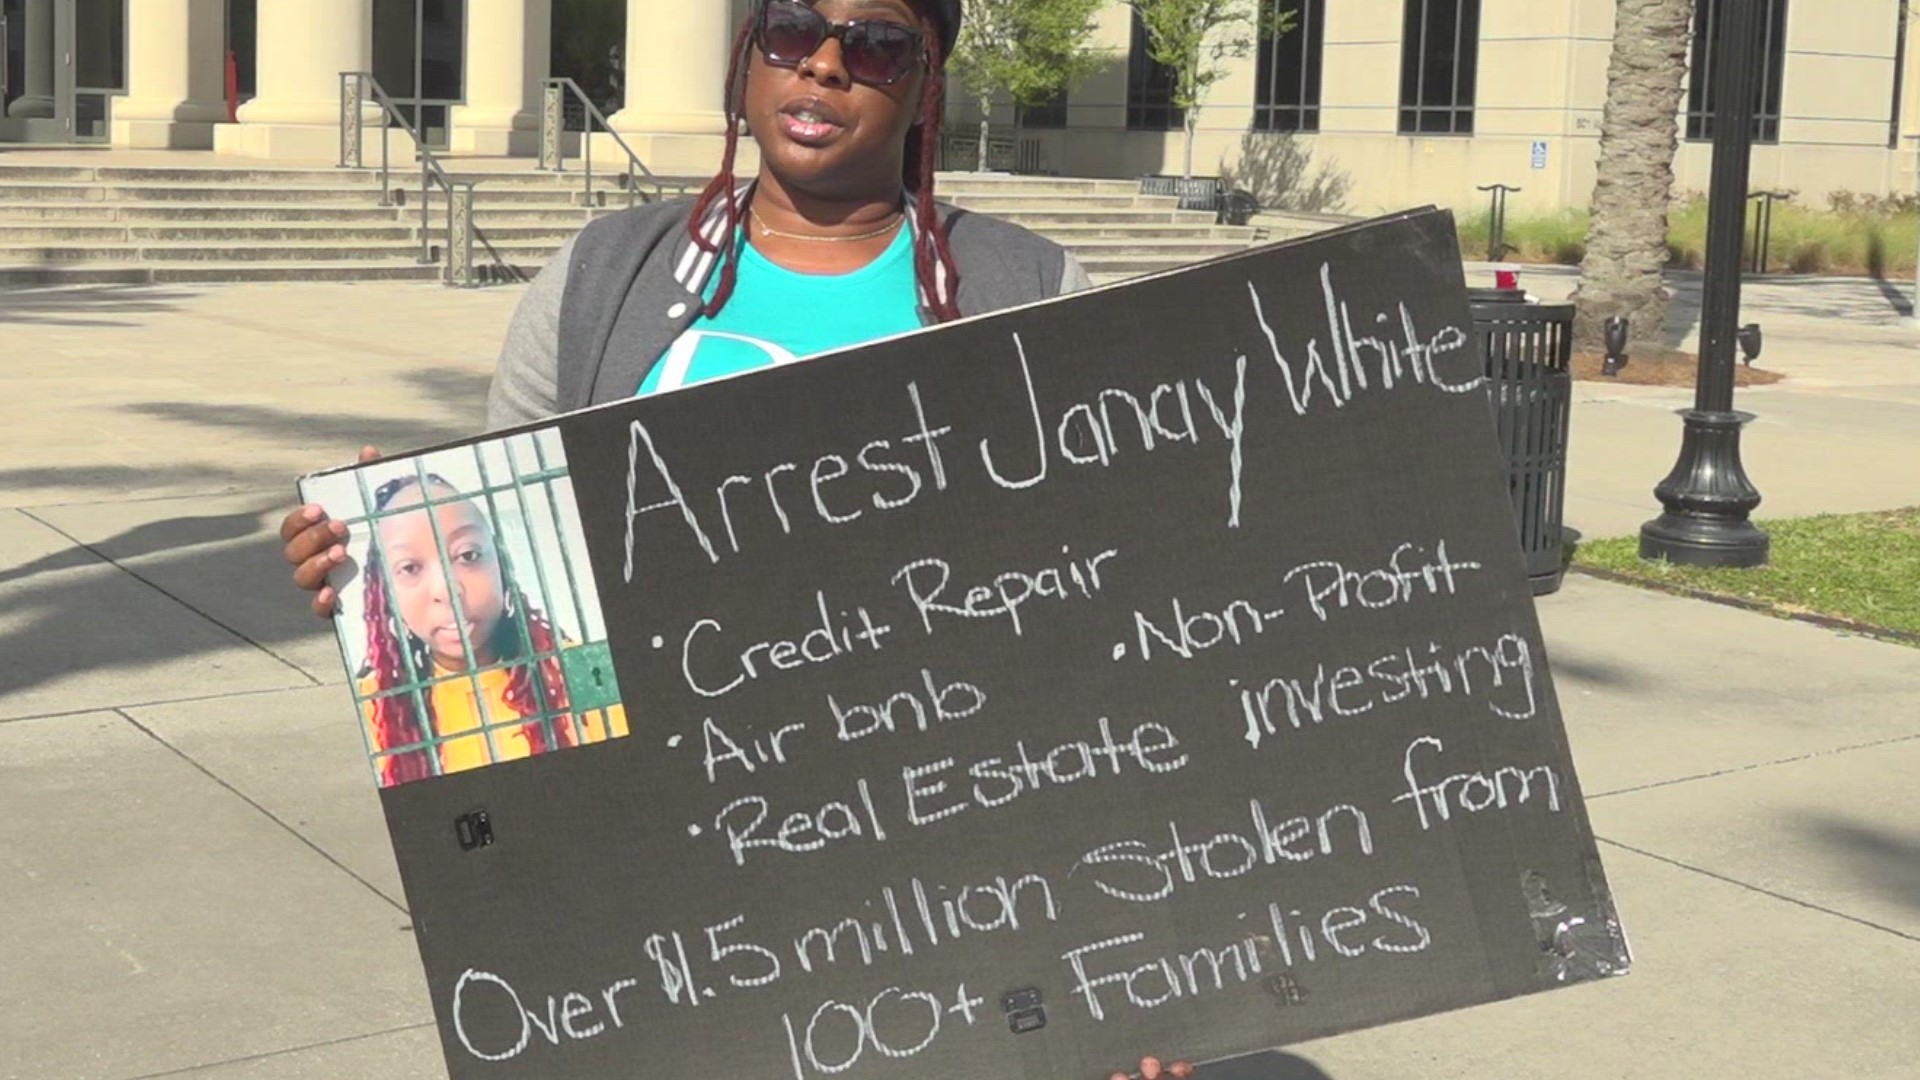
2, 270, 1917, 1079
1462, 262, 1920, 539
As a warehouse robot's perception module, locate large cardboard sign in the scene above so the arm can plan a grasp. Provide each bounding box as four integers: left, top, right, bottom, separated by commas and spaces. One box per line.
301, 209, 1629, 1080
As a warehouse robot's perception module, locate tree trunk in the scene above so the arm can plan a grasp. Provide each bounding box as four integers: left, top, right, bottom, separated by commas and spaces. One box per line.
1183, 114, 1197, 179
978, 108, 991, 172
1572, 0, 1695, 348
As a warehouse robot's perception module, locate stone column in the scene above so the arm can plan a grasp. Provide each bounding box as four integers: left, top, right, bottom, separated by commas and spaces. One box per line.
449, 0, 550, 155
110, 0, 228, 149
602, 0, 750, 174
214, 0, 375, 161
4, 0, 54, 119
612, 0, 729, 134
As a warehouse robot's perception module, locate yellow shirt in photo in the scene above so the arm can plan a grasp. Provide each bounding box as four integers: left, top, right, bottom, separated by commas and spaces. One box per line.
360, 662, 630, 778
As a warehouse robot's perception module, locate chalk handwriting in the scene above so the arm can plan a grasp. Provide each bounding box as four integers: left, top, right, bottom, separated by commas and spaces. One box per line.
715, 779, 889, 866
462, 235, 1589, 1080
623, 385, 954, 576
453, 968, 644, 1061
1282, 540, 1483, 623
1239, 631, 1541, 749
1075, 799, 1374, 904
703, 716, 809, 783
1128, 541, 1482, 663
901, 716, 1187, 829
1061, 885, 1431, 1022
790, 872, 1059, 975
1394, 735, 1563, 830
680, 591, 893, 699
893, 546, 1119, 637
1249, 263, 1483, 418
832, 669, 986, 743
780, 983, 986, 1080
977, 333, 1249, 526
1061, 932, 1264, 1022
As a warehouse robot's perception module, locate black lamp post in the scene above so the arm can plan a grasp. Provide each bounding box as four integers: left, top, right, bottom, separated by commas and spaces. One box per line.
1640, 0, 1771, 567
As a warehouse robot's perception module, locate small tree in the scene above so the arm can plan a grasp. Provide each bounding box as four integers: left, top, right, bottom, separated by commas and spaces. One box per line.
1129, 0, 1284, 178
949, 0, 1104, 171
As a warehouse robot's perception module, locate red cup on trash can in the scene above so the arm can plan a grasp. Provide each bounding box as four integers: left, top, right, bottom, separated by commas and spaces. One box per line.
1495, 266, 1521, 291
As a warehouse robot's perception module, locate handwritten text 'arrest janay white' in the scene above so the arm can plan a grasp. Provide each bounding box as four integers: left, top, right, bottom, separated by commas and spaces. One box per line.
621, 263, 1482, 583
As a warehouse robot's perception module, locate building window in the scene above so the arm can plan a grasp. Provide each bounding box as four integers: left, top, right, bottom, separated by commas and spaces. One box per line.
1127, 11, 1185, 131
1685, 0, 1788, 143
1255, 0, 1325, 132
1018, 91, 1068, 130
1398, 0, 1480, 135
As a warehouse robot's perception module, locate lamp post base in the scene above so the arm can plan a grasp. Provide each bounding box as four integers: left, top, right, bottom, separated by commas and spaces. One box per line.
1639, 409, 1771, 568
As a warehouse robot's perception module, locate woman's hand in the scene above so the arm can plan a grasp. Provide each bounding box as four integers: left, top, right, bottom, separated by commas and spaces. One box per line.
281, 446, 380, 618
1111, 1057, 1195, 1080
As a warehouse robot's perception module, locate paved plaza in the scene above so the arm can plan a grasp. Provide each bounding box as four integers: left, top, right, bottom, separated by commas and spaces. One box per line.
2, 262, 1917, 1079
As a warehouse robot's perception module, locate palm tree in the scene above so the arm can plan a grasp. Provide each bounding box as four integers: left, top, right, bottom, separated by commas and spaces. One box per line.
1572, 0, 1696, 347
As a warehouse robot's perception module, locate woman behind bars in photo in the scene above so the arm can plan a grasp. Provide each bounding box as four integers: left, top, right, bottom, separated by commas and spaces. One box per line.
288, 0, 1095, 621
359, 473, 627, 786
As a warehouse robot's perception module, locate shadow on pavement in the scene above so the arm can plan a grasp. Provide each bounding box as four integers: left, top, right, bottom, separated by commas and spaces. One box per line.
0, 499, 326, 702
1542, 649, 1646, 691
1804, 815, 1920, 915
1870, 276, 1915, 320
1546, 268, 1915, 350
0, 369, 497, 704
1, 369, 491, 503
1741, 274, 1919, 326
0, 463, 277, 499
123, 367, 492, 453
0, 522, 314, 699
126, 398, 482, 456
0, 284, 201, 328
1199, 1051, 1337, 1080
0, 506, 270, 588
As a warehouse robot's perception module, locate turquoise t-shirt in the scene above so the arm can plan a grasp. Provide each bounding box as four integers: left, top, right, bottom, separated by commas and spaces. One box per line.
637, 225, 923, 396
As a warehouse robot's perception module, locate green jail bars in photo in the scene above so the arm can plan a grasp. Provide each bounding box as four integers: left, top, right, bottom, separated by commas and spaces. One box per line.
310, 427, 631, 789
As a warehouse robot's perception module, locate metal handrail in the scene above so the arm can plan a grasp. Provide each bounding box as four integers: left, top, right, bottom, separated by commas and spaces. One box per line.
539, 77, 677, 208
1745, 190, 1791, 274
338, 71, 480, 286
1477, 183, 1522, 263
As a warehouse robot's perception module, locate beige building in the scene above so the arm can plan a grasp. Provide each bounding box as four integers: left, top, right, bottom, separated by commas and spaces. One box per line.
2, 0, 1916, 214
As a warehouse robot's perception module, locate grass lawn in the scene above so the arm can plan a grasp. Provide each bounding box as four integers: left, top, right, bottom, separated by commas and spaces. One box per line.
1574, 507, 1920, 645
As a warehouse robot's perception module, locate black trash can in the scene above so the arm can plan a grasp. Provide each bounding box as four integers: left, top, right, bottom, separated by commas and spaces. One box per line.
1468, 288, 1574, 596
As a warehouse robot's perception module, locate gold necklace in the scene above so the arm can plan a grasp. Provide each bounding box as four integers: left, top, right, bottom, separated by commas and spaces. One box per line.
750, 206, 904, 243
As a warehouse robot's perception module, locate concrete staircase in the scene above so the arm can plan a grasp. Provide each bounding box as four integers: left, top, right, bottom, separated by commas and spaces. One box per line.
0, 162, 1322, 288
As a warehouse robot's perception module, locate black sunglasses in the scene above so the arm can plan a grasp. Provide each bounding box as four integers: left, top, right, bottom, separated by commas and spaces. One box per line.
756, 0, 927, 87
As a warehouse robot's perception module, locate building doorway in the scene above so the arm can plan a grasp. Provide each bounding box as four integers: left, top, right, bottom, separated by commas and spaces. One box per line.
1, 0, 124, 142
550, 0, 625, 123
225, 0, 254, 116
373, 0, 464, 149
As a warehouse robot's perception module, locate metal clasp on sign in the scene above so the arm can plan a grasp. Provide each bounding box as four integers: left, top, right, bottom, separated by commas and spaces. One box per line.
1002, 987, 1045, 1034
455, 810, 494, 851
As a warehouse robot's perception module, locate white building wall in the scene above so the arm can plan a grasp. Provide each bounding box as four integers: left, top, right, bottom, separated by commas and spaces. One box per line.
13, 0, 1917, 212
950, 0, 1915, 215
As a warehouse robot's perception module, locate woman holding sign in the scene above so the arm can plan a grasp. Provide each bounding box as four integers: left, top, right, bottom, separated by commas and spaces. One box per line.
285, 0, 1087, 614
284, 6, 1199, 1074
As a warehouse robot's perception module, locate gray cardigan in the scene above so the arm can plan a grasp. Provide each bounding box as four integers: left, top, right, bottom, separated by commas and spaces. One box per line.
485, 186, 1091, 431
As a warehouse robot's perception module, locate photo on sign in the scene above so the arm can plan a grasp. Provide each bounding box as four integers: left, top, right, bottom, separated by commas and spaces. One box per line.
300, 427, 629, 788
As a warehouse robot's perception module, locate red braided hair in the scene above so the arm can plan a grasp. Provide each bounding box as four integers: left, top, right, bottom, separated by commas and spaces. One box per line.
359, 475, 578, 786
689, 1, 962, 322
